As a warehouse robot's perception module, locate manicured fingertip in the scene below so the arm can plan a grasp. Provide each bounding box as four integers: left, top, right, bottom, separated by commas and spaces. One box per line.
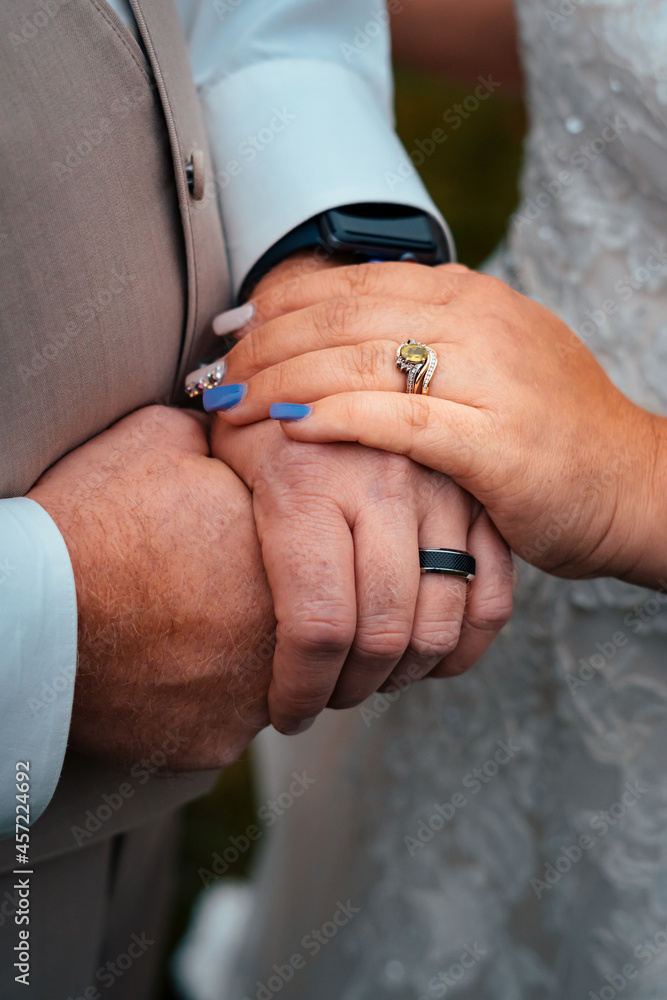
203, 383, 247, 412
212, 302, 256, 336
270, 403, 312, 421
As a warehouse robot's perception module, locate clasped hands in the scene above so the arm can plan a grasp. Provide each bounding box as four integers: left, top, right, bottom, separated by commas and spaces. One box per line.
210, 259, 515, 737
28, 259, 511, 773
35, 256, 658, 771
215, 259, 665, 617
210, 253, 647, 741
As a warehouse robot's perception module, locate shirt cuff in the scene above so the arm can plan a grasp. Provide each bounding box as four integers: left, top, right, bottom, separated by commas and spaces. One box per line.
0, 498, 77, 840
200, 58, 455, 299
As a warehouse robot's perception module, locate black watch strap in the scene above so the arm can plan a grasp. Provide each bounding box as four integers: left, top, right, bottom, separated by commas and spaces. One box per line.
239, 203, 451, 301
240, 216, 323, 301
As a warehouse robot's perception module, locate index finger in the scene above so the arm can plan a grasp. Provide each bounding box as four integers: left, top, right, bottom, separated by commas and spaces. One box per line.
219, 261, 471, 337
258, 503, 359, 735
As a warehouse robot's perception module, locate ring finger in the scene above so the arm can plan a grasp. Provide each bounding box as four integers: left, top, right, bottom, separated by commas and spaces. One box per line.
206, 339, 481, 425
382, 473, 471, 690
222, 296, 455, 382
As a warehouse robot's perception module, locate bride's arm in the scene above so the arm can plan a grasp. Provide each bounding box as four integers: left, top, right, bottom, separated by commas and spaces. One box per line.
390, 0, 524, 93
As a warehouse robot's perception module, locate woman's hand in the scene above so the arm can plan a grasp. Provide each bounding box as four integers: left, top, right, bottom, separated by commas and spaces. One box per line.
210, 262, 665, 587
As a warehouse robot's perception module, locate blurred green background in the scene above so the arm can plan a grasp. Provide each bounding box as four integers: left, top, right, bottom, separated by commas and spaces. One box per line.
159, 65, 526, 1000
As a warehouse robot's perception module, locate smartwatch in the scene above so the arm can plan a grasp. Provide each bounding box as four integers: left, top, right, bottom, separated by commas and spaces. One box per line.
239, 202, 452, 301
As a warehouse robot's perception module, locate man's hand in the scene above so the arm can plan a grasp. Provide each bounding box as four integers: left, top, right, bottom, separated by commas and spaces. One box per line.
28, 405, 275, 770
211, 413, 513, 737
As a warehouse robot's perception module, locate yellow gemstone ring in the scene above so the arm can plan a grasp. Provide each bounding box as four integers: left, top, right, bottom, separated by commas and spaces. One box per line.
396, 340, 438, 395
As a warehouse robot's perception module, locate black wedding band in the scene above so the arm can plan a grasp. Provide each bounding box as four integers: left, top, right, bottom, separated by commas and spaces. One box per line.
419, 549, 476, 580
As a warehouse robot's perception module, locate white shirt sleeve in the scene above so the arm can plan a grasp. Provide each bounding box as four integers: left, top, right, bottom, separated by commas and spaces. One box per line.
0, 498, 77, 840
177, 0, 455, 297
105, 0, 454, 295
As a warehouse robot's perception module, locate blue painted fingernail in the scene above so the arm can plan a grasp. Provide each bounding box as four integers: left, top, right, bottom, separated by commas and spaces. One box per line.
270, 403, 312, 421
203, 383, 247, 412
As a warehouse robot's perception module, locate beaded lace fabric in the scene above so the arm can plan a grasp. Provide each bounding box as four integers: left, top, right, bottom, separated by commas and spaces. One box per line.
176, 3, 667, 998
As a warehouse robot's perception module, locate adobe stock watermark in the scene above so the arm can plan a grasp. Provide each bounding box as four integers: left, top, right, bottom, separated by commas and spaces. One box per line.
8, 0, 72, 46
624, 583, 667, 633
213, 0, 245, 20
70, 404, 184, 500
419, 942, 488, 999
241, 900, 360, 1000
530, 779, 648, 898
193, 107, 296, 213
512, 117, 628, 231
198, 770, 316, 886
566, 629, 629, 696
385, 76, 502, 192
18, 267, 135, 383
27, 658, 76, 717
0, 558, 16, 586
567, 581, 667, 696
405, 739, 521, 856
70, 731, 186, 846
359, 661, 428, 727
587, 925, 667, 1000
555, 245, 667, 361
340, 0, 411, 62
545, 0, 585, 30
52, 84, 158, 183
518, 449, 636, 566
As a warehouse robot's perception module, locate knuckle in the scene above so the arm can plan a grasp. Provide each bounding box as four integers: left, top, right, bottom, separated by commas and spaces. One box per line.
480, 273, 516, 309
411, 618, 463, 660
353, 624, 412, 663
466, 593, 514, 634
338, 263, 377, 298
265, 352, 318, 400
351, 340, 388, 382
138, 403, 167, 421
240, 326, 265, 373
283, 614, 356, 659
125, 404, 196, 449
254, 449, 336, 502
136, 404, 174, 431
406, 395, 434, 435
256, 281, 289, 317
367, 447, 414, 481
318, 295, 362, 336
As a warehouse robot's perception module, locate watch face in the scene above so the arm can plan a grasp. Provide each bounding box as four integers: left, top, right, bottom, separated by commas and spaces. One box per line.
320, 204, 450, 264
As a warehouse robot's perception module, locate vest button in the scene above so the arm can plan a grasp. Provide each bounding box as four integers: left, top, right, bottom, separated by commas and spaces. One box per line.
185, 149, 205, 201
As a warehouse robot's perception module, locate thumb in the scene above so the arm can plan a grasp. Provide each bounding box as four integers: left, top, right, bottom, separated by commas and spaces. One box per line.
275, 391, 487, 494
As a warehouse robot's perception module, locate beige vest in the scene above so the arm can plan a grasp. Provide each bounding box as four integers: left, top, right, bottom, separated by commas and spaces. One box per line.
0, 0, 228, 864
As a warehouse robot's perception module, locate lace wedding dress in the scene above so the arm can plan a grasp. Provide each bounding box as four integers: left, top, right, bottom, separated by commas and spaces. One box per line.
175, 2, 667, 997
